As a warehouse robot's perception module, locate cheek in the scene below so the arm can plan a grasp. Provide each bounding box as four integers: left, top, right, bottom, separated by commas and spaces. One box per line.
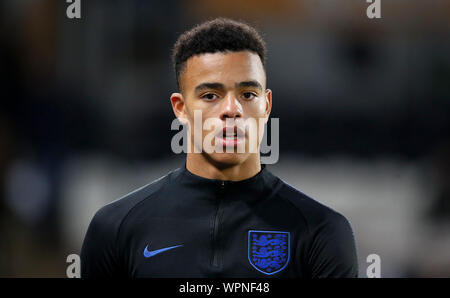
185, 100, 202, 122
246, 99, 267, 117
186, 98, 218, 119
258, 100, 267, 115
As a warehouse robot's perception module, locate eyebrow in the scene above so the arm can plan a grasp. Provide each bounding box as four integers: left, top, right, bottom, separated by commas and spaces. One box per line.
194, 82, 225, 93
194, 81, 263, 93
236, 81, 263, 91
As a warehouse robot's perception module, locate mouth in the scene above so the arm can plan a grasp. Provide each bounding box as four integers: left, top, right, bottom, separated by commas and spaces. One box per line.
215, 126, 245, 148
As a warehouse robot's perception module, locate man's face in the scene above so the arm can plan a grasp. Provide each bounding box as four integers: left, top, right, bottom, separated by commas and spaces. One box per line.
172, 51, 272, 167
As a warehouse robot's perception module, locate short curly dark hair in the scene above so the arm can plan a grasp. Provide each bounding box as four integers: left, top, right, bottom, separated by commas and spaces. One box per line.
172, 18, 267, 90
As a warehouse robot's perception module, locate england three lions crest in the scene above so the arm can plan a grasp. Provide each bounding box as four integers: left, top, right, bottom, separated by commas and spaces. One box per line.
248, 230, 290, 275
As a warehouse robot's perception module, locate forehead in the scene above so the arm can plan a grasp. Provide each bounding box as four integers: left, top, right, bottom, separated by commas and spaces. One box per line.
181, 51, 266, 91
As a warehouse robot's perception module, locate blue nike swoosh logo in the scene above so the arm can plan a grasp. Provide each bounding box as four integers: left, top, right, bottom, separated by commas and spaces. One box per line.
143, 244, 183, 258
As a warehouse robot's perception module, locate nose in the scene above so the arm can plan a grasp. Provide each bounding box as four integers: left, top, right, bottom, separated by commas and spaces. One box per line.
220, 93, 242, 121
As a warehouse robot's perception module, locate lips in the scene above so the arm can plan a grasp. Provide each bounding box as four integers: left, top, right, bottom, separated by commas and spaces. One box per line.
216, 126, 245, 147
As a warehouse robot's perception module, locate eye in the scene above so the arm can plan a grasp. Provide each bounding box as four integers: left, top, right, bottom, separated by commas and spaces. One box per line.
242, 92, 257, 100
201, 93, 218, 101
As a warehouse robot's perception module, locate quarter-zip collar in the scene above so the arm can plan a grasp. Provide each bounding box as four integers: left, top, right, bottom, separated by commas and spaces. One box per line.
178, 162, 279, 201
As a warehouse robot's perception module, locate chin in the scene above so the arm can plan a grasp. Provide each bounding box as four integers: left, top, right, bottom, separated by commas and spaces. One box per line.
204, 152, 249, 168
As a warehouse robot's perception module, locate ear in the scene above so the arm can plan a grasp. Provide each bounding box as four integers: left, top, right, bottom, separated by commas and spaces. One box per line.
263, 89, 272, 123
170, 92, 188, 125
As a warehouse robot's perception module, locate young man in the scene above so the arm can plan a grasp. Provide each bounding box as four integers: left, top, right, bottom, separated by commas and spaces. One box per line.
81, 18, 358, 278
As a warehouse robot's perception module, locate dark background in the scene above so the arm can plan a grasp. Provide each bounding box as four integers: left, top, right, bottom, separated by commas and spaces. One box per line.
0, 0, 449, 277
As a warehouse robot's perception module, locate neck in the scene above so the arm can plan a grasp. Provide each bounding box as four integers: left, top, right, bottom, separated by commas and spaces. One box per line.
186, 153, 262, 181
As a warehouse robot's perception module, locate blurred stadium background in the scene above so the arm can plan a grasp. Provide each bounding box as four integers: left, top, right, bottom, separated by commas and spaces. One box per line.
1, 0, 449, 277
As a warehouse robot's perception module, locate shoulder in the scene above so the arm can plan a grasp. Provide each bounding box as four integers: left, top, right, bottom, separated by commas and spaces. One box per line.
89, 167, 181, 232
81, 169, 180, 277
271, 178, 358, 277
274, 178, 353, 233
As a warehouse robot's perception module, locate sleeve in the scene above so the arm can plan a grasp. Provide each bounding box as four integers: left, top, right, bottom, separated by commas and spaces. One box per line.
80, 206, 125, 278
307, 212, 359, 278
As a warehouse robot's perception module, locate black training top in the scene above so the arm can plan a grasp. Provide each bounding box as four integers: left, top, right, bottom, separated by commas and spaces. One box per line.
81, 164, 358, 278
